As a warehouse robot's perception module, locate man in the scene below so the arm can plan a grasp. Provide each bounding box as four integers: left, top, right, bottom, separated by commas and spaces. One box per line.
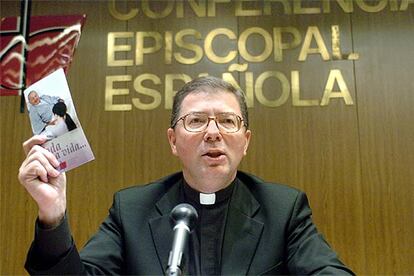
27, 90, 61, 135
18, 77, 354, 275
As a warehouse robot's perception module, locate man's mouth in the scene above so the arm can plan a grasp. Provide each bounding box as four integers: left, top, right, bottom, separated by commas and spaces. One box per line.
202, 150, 226, 159
204, 152, 223, 158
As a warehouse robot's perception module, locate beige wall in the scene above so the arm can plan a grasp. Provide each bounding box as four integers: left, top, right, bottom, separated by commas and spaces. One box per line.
1, 1, 413, 274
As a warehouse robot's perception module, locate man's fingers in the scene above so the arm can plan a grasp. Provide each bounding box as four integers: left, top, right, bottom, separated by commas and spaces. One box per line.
19, 159, 49, 184
27, 145, 60, 169
19, 139, 61, 191
24, 148, 60, 178
23, 135, 48, 155
26, 151, 60, 178
33, 160, 49, 183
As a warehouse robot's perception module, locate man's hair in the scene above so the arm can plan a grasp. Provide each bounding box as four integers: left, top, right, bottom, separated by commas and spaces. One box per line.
170, 76, 249, 129
28, 90, 38, 100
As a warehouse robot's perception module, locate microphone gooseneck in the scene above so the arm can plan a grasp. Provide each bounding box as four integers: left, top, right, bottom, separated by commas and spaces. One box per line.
165, 203, 198, 276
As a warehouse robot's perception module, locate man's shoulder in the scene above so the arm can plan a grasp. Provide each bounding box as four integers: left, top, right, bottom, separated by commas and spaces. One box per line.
237, 171, 302, 202
114, 172, 183, 202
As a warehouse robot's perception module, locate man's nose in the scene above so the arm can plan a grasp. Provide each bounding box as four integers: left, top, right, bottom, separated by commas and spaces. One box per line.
204, 119, 222, 141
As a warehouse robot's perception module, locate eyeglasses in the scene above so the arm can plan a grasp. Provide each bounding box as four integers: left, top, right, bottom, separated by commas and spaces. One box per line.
172, 112, 245, 133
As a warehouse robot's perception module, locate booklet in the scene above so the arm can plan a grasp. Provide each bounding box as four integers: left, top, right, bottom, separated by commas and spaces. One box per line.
24, 68, 94, 172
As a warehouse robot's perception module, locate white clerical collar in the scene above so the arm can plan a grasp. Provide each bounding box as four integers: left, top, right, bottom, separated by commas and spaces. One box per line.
199, 193, 216, 205
182, 179, 236, 206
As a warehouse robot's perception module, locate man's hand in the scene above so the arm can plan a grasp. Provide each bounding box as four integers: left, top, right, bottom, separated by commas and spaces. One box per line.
18, 135, 66, 227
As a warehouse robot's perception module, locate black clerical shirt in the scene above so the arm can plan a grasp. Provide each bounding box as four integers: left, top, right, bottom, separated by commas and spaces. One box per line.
182, 179, 236, 276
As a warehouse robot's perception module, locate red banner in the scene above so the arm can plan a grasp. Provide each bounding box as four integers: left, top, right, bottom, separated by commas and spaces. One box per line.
0, 15, 86, 96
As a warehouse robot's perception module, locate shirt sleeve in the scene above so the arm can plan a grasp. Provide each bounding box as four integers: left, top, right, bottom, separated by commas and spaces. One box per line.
42, 94, 61, 104
24, 214, 76, 273
24, 195, 125, 275
35, 215, 72, 260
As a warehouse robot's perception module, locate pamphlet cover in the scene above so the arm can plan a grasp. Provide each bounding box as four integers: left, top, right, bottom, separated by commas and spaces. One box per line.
24, 68, 94, 172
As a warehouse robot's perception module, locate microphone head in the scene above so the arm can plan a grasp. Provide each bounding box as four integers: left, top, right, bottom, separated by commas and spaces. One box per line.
170, 203, 198, 231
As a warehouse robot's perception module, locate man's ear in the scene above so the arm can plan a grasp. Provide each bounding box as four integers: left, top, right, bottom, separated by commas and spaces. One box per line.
243, 129, 251, 156
167, 128, 178, 156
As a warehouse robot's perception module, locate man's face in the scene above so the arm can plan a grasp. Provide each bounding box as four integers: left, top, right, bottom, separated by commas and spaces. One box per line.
28, 91, 40, 105
167, 90, 251, 192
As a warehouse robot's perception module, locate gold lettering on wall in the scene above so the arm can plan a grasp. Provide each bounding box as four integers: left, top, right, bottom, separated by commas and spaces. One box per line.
263, 0, 292, 15
204, 28, 237, 63
105, 75, 132, 111
331, 25, 359, 60
165, 74, 192, 108
322, 0, 354, 13
400, 0, 414, 10
239, 27, 273, 62
291, 71, 319, 106
142, 0, 174, 19
104, 69, 354, 110
273, 27, 302, 62
108, 0, 412, 20
223, 71, 254, 107
293, 0, 321, 14
132, 74, 162, 110
207, 0, 231, 17
176, 0, 207, 18
255, 71, 290, 107
135, 32, 163, 65
107, 25, 357, 66
389, 0, 400, 10
105, 24, 357, 110
174, 29, 203, 65
108, 0, 138, 21
355, 0, 388, 12
320, 69, 354, 106
235, 0, 262, 16
331, 25, 342, 60
165, 31, 173, 64
298, 26, 330, 61
107, 32, 133, 67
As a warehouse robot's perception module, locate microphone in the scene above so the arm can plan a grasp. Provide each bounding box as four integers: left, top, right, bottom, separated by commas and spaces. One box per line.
165, 203, 198, 276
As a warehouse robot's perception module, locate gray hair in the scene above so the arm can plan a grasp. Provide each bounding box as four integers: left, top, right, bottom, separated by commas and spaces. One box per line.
170, 76, 249, 129
28, 90, 38, 96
